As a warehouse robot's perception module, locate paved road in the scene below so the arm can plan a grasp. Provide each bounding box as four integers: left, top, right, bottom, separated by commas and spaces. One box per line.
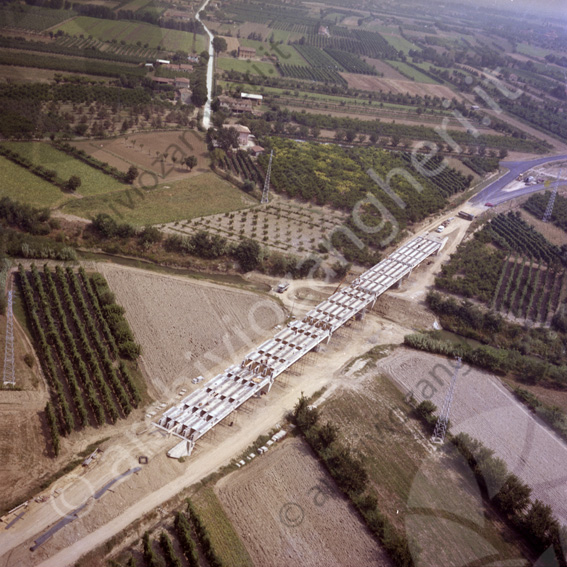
195, 0, 213, 130
470, 154, 567, 207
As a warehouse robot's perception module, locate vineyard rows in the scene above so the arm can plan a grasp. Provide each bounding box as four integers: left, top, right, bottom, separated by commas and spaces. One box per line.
492, 255, 565, 324
488, 212, 564, 266
217, 150, 265, 186
294, 45, 344, 70
278, 63, 346, 84
299, 29, 398, 59
523, 191, 567, 233
400, 153, 470, 197
55, 35, 160, 60
17, 265, 140, 453
324, 48, 378, 75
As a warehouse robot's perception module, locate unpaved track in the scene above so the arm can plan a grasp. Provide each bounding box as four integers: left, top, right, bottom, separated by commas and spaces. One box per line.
378, 348, 567, 526
216, 438, 391, 567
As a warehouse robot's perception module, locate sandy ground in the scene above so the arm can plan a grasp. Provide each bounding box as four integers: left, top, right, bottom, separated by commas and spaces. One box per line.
377, 348, 567, 526
98, 263, 285, 400
215, 437, 391, 567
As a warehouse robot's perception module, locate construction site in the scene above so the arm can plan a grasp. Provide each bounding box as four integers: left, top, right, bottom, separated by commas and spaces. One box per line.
154, 234, 446, 458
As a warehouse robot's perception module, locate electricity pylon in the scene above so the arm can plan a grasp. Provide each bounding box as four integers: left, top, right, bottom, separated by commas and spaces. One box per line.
543, 168, 561, 223
2, 290, 15, 386
261, 150, 273, 204
431, 357, 462, 444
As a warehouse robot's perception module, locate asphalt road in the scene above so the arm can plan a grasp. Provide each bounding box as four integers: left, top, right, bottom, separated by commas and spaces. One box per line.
470, 154, 567, 207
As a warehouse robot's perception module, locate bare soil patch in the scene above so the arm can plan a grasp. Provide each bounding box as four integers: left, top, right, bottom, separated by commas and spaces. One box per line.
72, 130, 208, 182
338, 74, 464, 101
215, 437, 391, 567
221, 35, 240, 52
377, 348, 567, 526
99, 264, 285, 399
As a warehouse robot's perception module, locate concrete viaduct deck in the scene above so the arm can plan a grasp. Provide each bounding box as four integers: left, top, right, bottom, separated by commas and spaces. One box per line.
154, 234, 446, 456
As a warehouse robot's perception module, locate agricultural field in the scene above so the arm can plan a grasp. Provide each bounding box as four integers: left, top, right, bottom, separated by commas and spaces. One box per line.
492, 256, 565, 324
383, 60, 439, 84
436, 213, 566, 317
0, 5, 72, 31
61, 172, 256, 226
54, 17, 205, 52
17, 264, 142, 448
0, 156, 69, 208
338, 74, 460, 98
318, 360, 528, 566
382, 33, 421, 55
238, 38, 306, 66
71, 130, 209, 182
163, 199, 349, 256
216, 57, 279, 76
3, 142, 125, 197
98, 263, 285, 399
215, 437, 390, 567
377, 348, 567, 528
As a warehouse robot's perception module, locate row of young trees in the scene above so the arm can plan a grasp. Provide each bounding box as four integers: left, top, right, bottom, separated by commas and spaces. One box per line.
293, 395, 413, 566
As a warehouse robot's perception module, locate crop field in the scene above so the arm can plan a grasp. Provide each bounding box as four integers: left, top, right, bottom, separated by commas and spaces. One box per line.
382, 33, 420, 54
383, 60, 439, 83
319, 361, 527, 566
61, 172, 256, 226
339, 74, 460, 97
163, 200, 349, 256
491, 256, 565, 324
216, 57, 279, 76
516, 42, 552, 58
54, 17, 204, 52
99, 263, 284, 399
238, 38, 306, 65
71, 130, 210, 182
17, 264, 142, 443
0, 5, 72, 31
0, 156, 68, 208
4, 142, 124, 197
378, 348, 567, 528
215, 438, 390, 567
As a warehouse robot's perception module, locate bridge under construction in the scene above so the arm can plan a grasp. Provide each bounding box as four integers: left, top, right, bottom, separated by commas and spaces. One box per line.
154, 234, 446, 456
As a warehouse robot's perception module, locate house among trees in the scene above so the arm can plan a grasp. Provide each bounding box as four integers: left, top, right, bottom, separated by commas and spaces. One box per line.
238, 46, 256, 59
241, 92, 263, 105
175, 77, 190, 88
219, 96, 253, 114
232, 124, 252, 146
318, 25, 330, 37
250, 145, 265, 156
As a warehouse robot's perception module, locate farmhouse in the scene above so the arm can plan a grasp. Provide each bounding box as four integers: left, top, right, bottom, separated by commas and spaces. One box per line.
241, 92, 263, 105
219, 96, 253, 114
232, 124, 251, 146
238, 46, 256, 59
151, 77, 175, 85
175, 77, 191, 88
156, 59, 171, 65
250, 145, 265, 156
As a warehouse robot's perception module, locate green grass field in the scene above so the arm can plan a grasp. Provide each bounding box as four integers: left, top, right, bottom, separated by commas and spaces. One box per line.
238, 39, 306, 66
216, 57, 279, 76
383, 33, 420, 54
4, 142, 124, 197
192, 487, 253, 567
516, 42, 552, 58
61, 172, 256, 225
385, 60, 438, 83
54, 16, 204, 52
0, 156, 69, 208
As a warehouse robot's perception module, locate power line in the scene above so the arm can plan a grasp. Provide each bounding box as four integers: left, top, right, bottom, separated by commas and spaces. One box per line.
543, 168, 561, 223
261, 150, 273, 205
431, 357, 462, 445
2, 290, 15, 386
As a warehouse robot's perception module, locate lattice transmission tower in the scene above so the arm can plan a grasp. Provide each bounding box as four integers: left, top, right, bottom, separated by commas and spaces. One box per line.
431, 357, 462, 444
543, 169, 562, 223
2, 290, 15, 386
261, 150, 274, 204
